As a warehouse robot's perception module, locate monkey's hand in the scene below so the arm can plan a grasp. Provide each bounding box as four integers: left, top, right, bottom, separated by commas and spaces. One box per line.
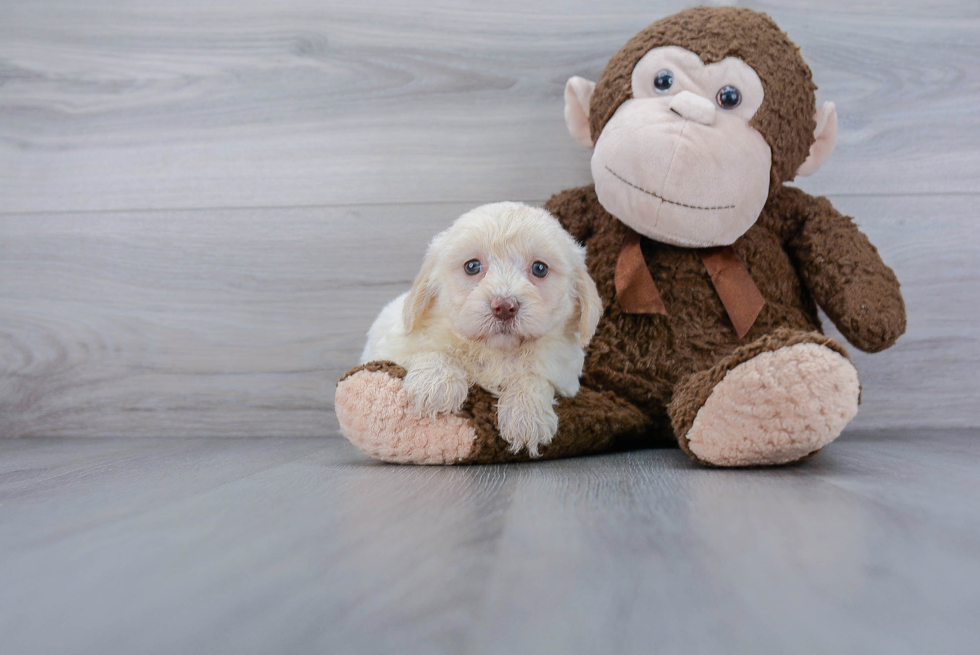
786, 190, 906, 353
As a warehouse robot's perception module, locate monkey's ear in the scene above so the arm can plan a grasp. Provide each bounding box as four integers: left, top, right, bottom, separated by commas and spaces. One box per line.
796, 101, 838, 176
402, 249, 439, 334
564, 76, 596, 148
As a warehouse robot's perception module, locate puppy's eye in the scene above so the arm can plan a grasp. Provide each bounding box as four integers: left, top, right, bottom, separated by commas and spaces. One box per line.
464, 259, 482, 276
530, 261, 548, 278
654, 69, 674, 93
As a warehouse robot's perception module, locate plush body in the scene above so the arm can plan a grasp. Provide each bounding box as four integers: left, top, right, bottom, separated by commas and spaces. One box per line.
336, 7, 906, 467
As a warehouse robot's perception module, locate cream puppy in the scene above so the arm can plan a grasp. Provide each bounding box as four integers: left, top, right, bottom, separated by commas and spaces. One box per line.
360, 202, 602, 457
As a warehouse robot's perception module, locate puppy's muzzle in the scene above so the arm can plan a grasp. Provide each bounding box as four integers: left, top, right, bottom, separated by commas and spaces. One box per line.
490, 297, 520, 321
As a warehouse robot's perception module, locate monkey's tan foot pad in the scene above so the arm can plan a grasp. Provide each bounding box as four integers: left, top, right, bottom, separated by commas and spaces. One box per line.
684, 343, 860, 467
335, 363, 476, 465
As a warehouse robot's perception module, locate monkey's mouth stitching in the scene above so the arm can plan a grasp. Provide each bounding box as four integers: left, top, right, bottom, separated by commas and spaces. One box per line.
604, 166, 735, 211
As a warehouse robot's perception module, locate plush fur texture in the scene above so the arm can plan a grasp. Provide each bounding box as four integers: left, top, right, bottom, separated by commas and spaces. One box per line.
336, 363, 476, 464
458, 381, 653, 464
666, 328, 854, 456
540, 185, 900, 424
590, 46, 774, 247
683, 342, 860, 466
359, 202, 602, 457
335, 7, 906, 467
588, 6, 818, 196
667, 329, 859, 466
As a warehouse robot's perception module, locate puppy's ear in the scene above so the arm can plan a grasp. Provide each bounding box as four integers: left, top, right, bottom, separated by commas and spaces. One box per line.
402, 247, 439, 334
573, 263, 603, 347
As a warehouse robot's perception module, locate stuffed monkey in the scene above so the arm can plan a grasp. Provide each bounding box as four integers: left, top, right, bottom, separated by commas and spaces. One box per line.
335, 6, 905, 466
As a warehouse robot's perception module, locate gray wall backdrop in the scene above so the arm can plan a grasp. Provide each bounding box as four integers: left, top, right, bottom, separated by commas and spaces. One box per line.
1, 0, 977, 437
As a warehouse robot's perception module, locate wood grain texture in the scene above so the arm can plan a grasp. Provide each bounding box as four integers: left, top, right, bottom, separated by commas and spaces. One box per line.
0, 1, 978, 213
0, 203, 460, 437
1, 195, 976, 436
1, 3, 976, 652
1, 431, 979, 655
0, 0, 976, 435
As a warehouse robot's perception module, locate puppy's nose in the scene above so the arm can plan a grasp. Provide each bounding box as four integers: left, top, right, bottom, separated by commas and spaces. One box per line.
490, 297, 520, 320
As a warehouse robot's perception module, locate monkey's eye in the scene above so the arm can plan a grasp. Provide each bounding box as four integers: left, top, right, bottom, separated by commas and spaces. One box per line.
716, 85, 741, 109
653, 69, 674, 93
464, 259, 482, 275
530, 261, 549, 278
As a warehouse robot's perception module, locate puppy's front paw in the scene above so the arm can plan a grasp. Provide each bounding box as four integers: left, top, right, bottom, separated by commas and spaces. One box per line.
404, 364, 469, 417
497, 389, 559, 458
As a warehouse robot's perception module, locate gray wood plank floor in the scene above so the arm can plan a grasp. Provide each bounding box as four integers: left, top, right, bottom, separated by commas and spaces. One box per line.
2, 431, 979, 655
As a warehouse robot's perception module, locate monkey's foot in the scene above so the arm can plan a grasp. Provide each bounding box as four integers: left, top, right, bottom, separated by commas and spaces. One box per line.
335, 362, 476, 464
670, 331, 860, 467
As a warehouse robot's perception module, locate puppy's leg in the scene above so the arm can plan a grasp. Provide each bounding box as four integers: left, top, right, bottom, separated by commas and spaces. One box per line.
497, 376, 559, 458
403, 352, 470, 417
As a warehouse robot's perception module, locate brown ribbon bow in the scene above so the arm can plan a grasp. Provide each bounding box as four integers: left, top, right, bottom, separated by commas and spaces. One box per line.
614, 228, 765, 338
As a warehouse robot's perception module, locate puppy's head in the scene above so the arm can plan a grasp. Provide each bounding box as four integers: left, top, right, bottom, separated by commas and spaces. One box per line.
404, 202, 602, 350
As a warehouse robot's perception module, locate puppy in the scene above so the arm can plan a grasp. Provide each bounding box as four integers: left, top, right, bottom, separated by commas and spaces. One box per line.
360, 202, 602, 457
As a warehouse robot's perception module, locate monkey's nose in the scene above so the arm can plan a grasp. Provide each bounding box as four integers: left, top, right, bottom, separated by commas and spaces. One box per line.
669, 90, 716, 125
490, 297, 520, 320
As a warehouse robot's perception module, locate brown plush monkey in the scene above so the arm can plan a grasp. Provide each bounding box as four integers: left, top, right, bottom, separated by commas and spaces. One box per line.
335, 6, 906, 467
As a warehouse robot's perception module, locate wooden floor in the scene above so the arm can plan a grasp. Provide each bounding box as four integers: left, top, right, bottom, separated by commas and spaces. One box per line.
1, 0, 978, 652
1, 430, 979, 654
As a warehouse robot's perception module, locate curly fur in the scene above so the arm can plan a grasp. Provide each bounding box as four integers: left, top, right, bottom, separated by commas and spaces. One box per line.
359, 202, 602, 457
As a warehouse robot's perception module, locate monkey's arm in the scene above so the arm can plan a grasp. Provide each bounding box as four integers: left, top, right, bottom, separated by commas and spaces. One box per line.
335, 362, 651, 465
544, 185, 600, 243
783, 188, 906, 353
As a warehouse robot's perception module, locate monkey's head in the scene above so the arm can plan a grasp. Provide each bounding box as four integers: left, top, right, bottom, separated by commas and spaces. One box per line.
564, 7, 837, 247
